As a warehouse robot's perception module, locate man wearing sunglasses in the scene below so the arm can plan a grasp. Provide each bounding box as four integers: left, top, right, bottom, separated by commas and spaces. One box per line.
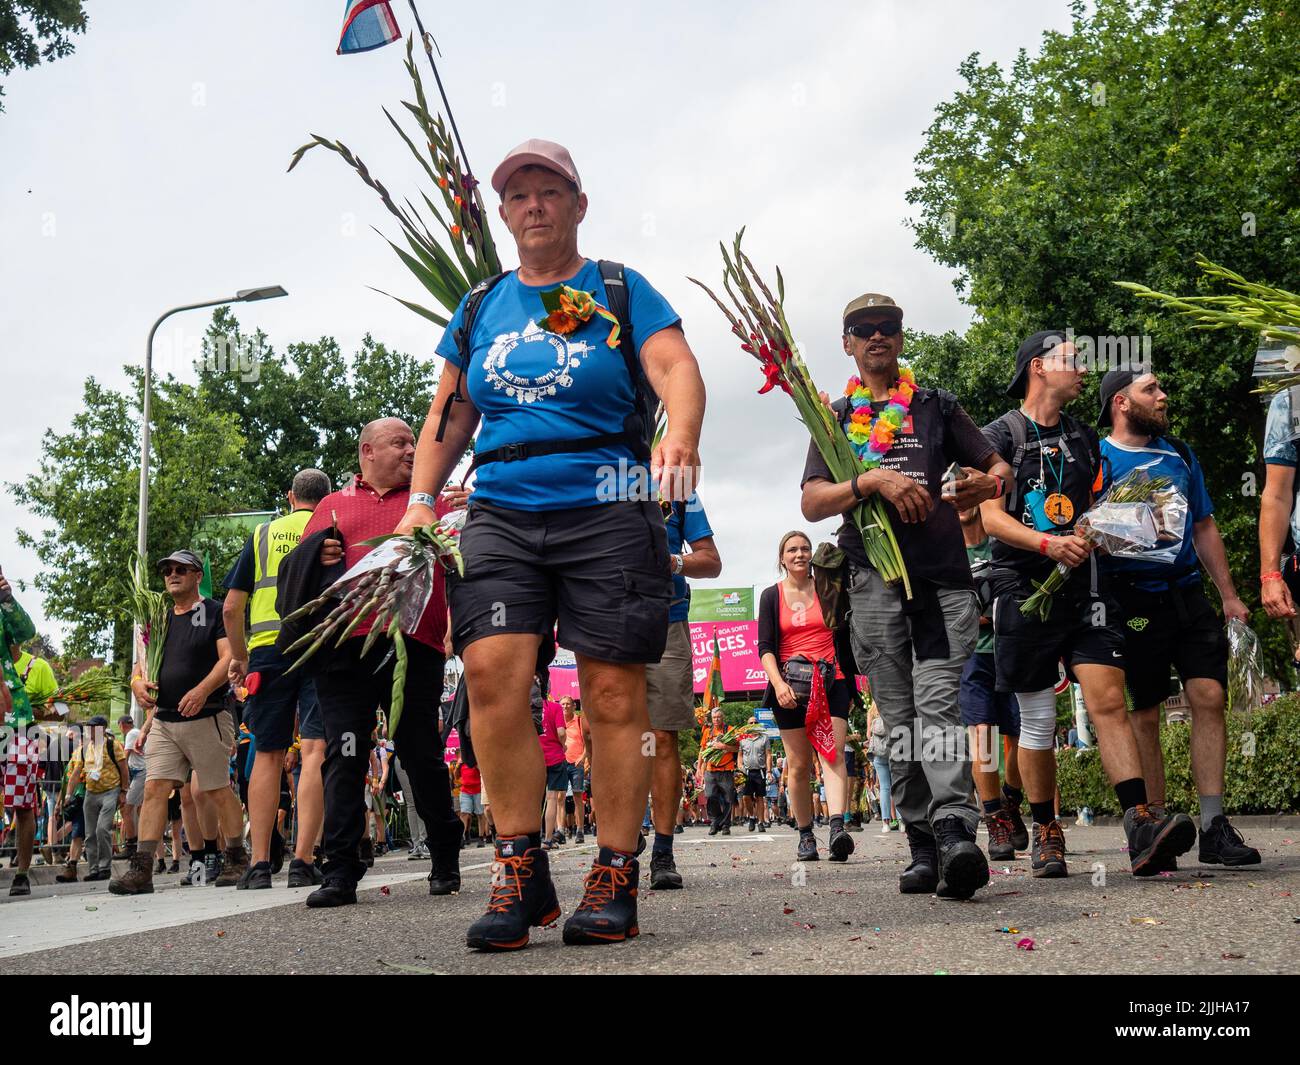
801, 294, 1010, 901
111, 550, 244, 895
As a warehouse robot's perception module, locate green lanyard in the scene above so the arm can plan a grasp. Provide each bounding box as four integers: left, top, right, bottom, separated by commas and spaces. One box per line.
1027, 417, 1063, 492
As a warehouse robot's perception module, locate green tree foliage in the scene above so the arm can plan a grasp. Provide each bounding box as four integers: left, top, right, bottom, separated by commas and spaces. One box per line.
196, 308, 437, 502
9, 312, 440, 662
0, 0, 87, 112
1056, 697, 1300, 814
904, 0, 1300, 676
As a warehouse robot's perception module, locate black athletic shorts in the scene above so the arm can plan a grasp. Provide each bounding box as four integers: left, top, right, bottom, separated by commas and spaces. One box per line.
1112, 582, 1229, 710
771, 677, 853, 732
449, 499, 671, 664
742, 768, 767, 798
167, 787, 182, 823
992, 583, 1125, 693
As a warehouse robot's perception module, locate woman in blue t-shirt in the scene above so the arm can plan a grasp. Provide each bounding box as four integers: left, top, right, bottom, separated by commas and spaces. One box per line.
397, 139, 707, 952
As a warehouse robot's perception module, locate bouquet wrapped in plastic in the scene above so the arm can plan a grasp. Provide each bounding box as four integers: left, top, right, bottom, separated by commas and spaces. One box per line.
1226, 618, 1265, 713
1021, 466, 1185, 619
282, 523, 463, 734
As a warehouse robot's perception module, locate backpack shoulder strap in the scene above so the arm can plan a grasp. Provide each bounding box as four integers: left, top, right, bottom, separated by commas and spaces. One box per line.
1000, 411, 1031, 514
599, 260, 655, 459
435, 272, 508, 444
1164, 435, 1193, 468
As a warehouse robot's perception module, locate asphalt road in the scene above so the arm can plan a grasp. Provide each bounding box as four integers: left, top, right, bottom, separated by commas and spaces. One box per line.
8, 820, 1298, 975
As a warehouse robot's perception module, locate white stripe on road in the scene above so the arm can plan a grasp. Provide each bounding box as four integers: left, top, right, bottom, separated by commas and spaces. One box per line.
0, 859, 497, 959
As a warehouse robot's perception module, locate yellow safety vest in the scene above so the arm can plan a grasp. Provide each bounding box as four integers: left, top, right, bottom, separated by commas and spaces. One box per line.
248, 509, 313, 650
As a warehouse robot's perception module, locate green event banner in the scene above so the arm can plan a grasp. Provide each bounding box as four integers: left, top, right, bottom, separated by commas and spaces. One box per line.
688, 587, 754, 622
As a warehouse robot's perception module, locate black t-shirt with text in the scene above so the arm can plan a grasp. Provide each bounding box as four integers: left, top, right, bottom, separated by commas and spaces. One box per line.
801, 388, 994, 588
155, 597, 227, 722
981, 411, 1101, 592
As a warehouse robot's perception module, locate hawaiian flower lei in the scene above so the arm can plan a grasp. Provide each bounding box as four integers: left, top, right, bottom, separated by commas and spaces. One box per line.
843, 365, 916, 468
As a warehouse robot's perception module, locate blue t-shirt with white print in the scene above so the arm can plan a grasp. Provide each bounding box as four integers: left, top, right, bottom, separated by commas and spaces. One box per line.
1098, 435, 1214, 591
435, 260, 680, 511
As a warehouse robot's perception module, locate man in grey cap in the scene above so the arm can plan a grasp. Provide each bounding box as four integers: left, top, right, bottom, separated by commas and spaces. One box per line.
110, 549, 245, 895
801, 293, 1010, 900
396, 137, 707, 949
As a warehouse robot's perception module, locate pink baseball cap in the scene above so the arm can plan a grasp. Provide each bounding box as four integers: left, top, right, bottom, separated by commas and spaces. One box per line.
490, 138, 583, 197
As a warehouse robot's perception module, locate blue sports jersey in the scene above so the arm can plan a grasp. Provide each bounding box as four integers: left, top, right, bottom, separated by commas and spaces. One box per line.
665, 493, 714, 623
1098, 436, 1214, 591
436, 260, 680, 511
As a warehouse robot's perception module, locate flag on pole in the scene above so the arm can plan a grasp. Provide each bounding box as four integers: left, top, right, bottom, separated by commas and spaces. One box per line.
337, 0, 401, 55
199, 551, 214, 599
702, 626, 725, 714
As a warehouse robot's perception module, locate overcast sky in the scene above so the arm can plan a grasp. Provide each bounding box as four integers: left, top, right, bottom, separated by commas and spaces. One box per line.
0, 0, 1075, 649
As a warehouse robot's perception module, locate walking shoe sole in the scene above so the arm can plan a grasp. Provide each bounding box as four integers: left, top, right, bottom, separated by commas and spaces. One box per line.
649, 873, 683, 890
562, 924, 639, 946
1032, 860, 1068, 878
899, 875, 938, 894
108, 882, 153, 896
936, 848, 990, 899
828, 834, 855, 862
988, 844, 1016, 862
1132, 816, 1196, 877
1198, 850, 1262, 867
467, 905, 562, 952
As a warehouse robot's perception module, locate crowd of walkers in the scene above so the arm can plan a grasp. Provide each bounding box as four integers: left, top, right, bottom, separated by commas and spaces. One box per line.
1, 136, 1267, 951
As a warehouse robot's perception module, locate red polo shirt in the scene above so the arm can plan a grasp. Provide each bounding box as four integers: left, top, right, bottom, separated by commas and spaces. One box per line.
303, 478, 449, 652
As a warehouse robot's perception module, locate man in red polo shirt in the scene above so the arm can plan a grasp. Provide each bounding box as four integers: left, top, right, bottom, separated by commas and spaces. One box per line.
300, 417, 464, 907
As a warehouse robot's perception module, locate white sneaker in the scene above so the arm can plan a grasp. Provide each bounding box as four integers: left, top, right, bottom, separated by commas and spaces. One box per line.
881, 822, 891, 835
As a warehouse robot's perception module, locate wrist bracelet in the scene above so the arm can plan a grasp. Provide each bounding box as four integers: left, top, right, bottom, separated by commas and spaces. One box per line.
1261, 571, 1283, 582
1039, 535, 1051, 556
409, 491, 437, 510
850, 474, 866, 501
993, 475, 1004, 499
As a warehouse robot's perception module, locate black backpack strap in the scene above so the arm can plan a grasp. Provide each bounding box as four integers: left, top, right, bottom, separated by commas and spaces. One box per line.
1165, 435, 1193, 468
1003, 411, 1030, 515
434, 272, 508, 444
598, 260, 655, 461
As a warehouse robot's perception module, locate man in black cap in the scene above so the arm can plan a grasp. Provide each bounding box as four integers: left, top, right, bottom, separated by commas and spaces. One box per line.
110, 550, 246, 895
1097, 370, 1258, 866
980, 334, 1197, 881
802, 293, 1011, 901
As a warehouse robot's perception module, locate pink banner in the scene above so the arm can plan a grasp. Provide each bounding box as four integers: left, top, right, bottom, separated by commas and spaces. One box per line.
690, 621, 766, 693
548, 666, 581, 702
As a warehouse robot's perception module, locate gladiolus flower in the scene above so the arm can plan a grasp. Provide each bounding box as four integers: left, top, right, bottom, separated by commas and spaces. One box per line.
451, 224, 462, 238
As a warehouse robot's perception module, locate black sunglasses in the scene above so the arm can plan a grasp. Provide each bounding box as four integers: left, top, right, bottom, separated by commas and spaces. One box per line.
158, 564, 195, 577
845, 320, 903, 340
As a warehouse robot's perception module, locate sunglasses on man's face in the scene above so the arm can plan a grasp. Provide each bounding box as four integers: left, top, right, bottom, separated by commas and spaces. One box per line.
845, 320, 903, 340
159, 564, 194, 577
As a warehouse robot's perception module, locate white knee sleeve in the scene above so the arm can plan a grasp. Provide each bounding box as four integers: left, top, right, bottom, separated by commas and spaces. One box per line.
1016, 689, 1057, 751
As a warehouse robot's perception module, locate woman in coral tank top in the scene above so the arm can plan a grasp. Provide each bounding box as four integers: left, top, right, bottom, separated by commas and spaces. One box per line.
757, 531, 856, 865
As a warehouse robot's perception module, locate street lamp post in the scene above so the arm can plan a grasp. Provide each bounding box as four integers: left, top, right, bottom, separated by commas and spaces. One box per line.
131, 286, 287, 712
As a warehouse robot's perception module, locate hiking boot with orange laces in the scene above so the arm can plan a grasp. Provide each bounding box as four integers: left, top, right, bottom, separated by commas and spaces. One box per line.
466, 836, 561, 952
562, 847, 640, 946
1000, 794, 1029, 851
984, 812, 1016, 863
1031, 819, 1068, 878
